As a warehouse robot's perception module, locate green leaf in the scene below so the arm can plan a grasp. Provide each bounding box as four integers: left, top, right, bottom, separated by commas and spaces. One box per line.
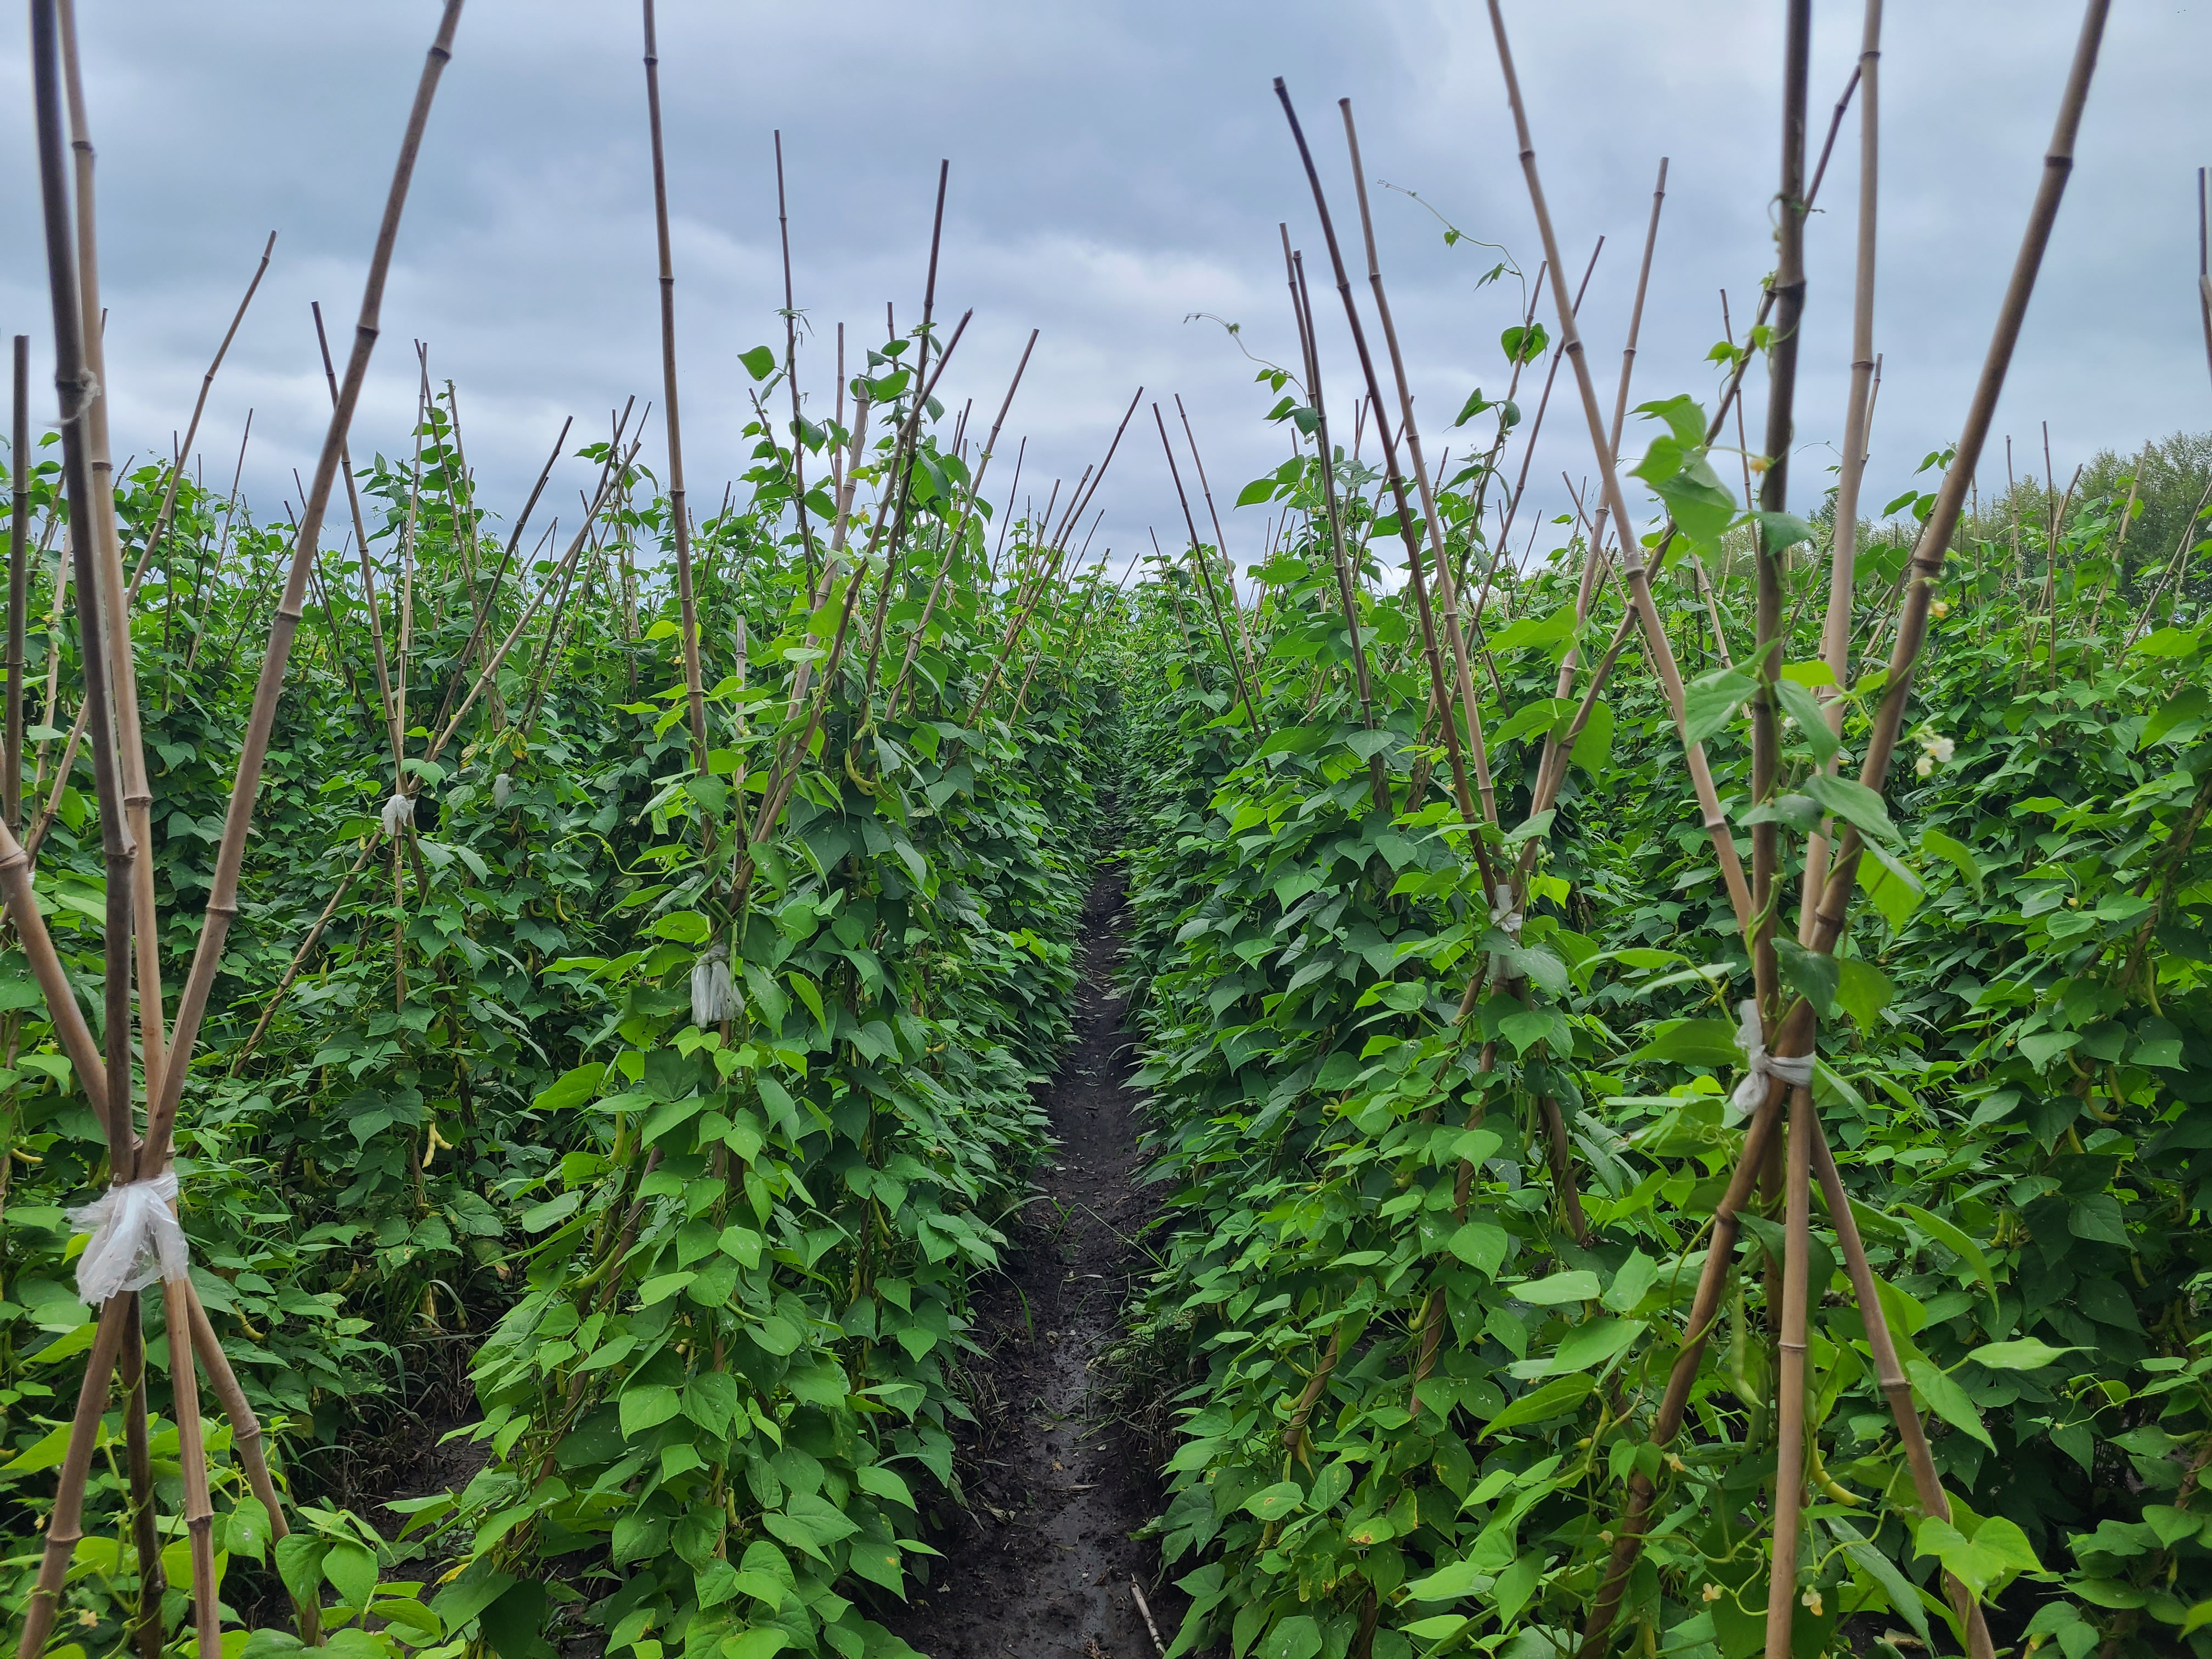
1918, 827, 1984, 898
1570, 700, 1615, 771
1488, 607, 1577, 655
1776, 938, 1839, 1019
1803, 772, 1900, 847
1913, 1513, 2041, 1600
1844, 1541, 1931, 1644
1447, 1222, 1509, 1276
1244, 1481, 1304, 1521
323, 1543, 379, 1610
532, 1063, 605, 1113
2140, 686, 2208, 749
274, 1534, 328, 1604
1603, 1251, 1658, 1313
1857, 839, 1923, 929
1650, 455, 1739, 547
1500, 321, 1548, 365
1623, 1018, 1743, 1068
739, 346, 778, 382
619, 1383, 682, 1438
1635, 395, 1706, 448
1480, 1373, 1595, 1438
1899, 1203, 1997, 1318
1905, 1358, 1994, 1450
1511, 1269, 1600, 1305
225, 1497, 272, 1565
1753, 510, 1819, 551
856, 1464, 916, 1510
1773, 676, 1839, 761
1681, 664, 1757, 746
1261, 1616, 1323, 1659
1833, 957, 1892, 1033
1968, 1338, 2082, 1372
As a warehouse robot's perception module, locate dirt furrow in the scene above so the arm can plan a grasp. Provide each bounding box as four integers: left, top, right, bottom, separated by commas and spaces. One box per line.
889, 874, 1182, 1658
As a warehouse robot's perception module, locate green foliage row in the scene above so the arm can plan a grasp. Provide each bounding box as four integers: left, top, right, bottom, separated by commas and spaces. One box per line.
1, 334, 1122, 1659
1108, 372, 2212, 1658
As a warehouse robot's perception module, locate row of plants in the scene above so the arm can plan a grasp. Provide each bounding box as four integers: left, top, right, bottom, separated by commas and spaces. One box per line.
2, 303, 1125, 1658
1110, 324, 2212, 1656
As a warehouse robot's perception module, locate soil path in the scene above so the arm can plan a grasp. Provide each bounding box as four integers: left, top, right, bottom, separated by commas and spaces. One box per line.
889, 873, 1182, 1658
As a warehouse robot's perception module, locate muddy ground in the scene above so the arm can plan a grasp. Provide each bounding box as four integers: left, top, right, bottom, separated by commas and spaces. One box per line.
887, 874, 1187, 1659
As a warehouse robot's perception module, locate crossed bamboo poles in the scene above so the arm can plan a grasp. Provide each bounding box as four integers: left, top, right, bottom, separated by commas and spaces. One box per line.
1249, 0, 2109, 1647
0, 4, 469, 1655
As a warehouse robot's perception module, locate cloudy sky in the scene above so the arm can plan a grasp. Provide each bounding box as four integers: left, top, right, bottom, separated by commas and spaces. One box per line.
3, 2, 2208, 585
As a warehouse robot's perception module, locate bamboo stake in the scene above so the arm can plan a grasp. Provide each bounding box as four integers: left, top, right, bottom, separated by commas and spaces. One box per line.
14, 1297, 131, 1659
229, 840, 379, 1068
430, 414, 571, 740
743, 312, 970, 867
859, 161, 952, 703
311, 301, 403, 766
146, 0, 466, 1171
888, 328, 1039, 708
1585, 8, 2109, 1650
119, 1297, 162, 1659
773, 131, 821, 580
32, 0, 133, 1164
1751, 0, 1813, 1053
1170, 398, 1268, 710
5, 335, 26, 832
2199, 166, 2211, 394
1493, 239, 1603, 565
57, 0, 166, 1113
1285, 89, 1496, 899
145, 232, 276, 657
1155, 403, 1260, 734
1808, 1111, 1987, 1644
1533, 158, 1669, 825
1764, 1085, 1814, 1658
640, 0, 710, 779
1485, 0, 1752, 931
1283, 234, 1389, 813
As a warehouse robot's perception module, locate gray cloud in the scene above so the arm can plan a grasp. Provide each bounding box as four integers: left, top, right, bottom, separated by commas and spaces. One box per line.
4, 2, 2207, 586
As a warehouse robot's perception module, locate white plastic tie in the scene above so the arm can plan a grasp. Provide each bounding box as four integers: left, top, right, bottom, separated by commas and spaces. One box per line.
1731, 998, 1814, 1118
381, 792, 415, 838
1488, 901, 1525, 983
692, 942, 738, 1028
69, 1171, 188, 1305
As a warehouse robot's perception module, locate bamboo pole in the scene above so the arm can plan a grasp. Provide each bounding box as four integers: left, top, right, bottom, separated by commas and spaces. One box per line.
1763, 1088, 1814, 1656
1808, 1113, 1986, 1644
887, 328, 1038, 709
1533, 159, 1669, 828
1485, 0, 1753, 932
57, 0, 166, 1113
144, 232, 276, 657
146, 0, 466, 1170
1170, 397, 1268, 713
311, 301, 403, 765
859, 161, 952, 704
742, 312, 971, 871
430, 414, 571, 740
1584, 8, 2109, 1650
640, 0, 710, 779
1283, 235, 1389, 813
5, 335, 26, 832
1154, 403, 1261, 734
1748, 25, 1813, 1400
772, 131, 822, 580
